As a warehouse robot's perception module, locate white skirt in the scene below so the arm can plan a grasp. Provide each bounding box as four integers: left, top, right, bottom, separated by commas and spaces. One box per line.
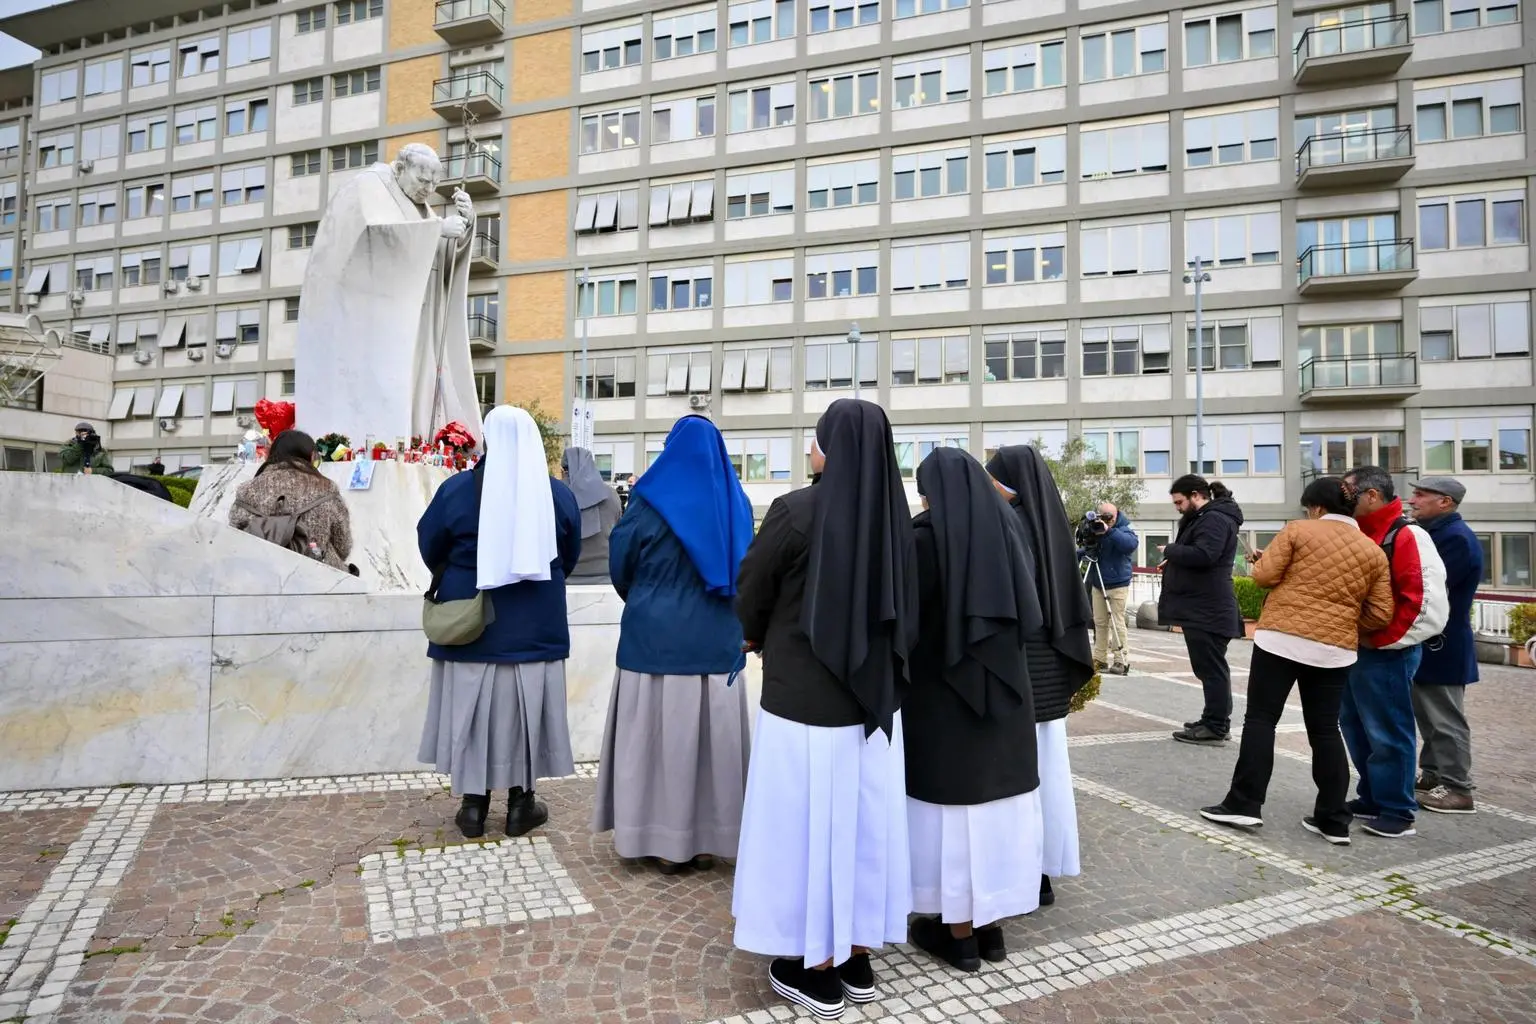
732, 709, 912, 967
908, 789, 1044, 928
1038, 718, 1081, 878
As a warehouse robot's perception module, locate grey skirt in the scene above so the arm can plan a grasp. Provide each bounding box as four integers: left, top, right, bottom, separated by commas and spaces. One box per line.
591, 669, 752, 862
417, 659, 576, 796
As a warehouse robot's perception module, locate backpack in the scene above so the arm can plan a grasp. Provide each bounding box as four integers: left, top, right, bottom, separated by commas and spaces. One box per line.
236, 493, 329, 560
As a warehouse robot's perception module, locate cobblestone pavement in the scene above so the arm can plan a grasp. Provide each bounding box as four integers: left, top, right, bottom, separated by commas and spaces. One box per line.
1, 632, 1533, 1023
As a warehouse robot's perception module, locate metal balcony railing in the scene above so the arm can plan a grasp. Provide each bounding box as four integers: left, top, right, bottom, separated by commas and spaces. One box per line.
1298, 239, 1416, 283
443, 151, 502, 183
469, 233, 500, 263
434, 0, 506, 26
1299, 353, 1419, 393
1294, 14, 1410, 70
467, 313, 498, 342
1296, 125, 1412, 175
432, 70, 505, 106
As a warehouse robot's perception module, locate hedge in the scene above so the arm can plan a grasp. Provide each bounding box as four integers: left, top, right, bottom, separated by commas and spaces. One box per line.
1510, 603, 1536, 647
149, 475, 195, 509
1232, 576, 1268, 622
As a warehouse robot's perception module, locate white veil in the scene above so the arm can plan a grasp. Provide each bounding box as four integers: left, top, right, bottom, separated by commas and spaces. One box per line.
476, 406, 559, 589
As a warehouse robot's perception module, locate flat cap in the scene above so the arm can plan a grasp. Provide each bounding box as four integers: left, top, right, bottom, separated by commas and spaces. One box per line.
1411, 475, 1466, 503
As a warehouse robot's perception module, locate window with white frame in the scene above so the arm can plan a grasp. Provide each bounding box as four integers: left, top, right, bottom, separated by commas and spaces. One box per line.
892, 238, 969, 292
574, 187, 640, 234
1418, 187, 1526, 250
578, 272, 640, 316
179, 36, 220, 77
1424, 413, 1531, 473
983, 38, 1065, 95
39, 68, 78, 105
1081, 119, 1169, 177
807, 156, 879, 209
1300, 429, 1405, 476
1081, 21, 1168, 81
1186, 208, 1281, 266
582, 22, 643, 73
725, 435, 794, 482
983, 426, 1068, 462
227, 23, 272, 67
217, 236, 264, 276
1083, 426, 1171, 476
1477, 530, 1535, 589
648, 179, 716, 227
1420, 298, 1531, 360
331, 141, 378, 170
724, 255, 794, 305
1183, 5, 1277, 66
120, 249, 162, 287
896, 0, 967, 16
1186, 105, 1279, 166
1293, 105, 1395, 158
215, 307, 262, 346
76, 189, 118, 227
288, 222, 319, 249
729, 0, 795, 45
646, 349, 712, 395
174, 104, 217, 144
654, 6, 718, 59
726, 167, 794, 219
37, 131, 74, 169
127, 114, 168, 153
892, 53, 970, 108
1413, 0, 1521, 35
168, 243, 211, 281
893, 431, 970, 479
82, 56, 123, 96
891, 335, 969, 385
225, 96, 270, 136
805, 338, 878, 389
290, 150, 322, 177
1081, 219, 1170, 277
114, 316, 157, 351
722, 344, 793, 392
1187, 314, 1282, 370
74, 253, 114, 292
0, 124, 22, 169
333, 67, 380, 97
728, 82, 795, 132
1083, 322, 1171, 376
575, 354, 638, 400
292, 78, 324, 105
284, 296, 302, 322
581, 106, 643, 152
1415, 75, 1523, 141
588, 440, 637, 481
984, 326, 1066, 381
649, 265, 713, 311
129, 47, 171, 85
984, 134, 1066, 189
807, 248, 879, 298
809, 67, 879, 121
78, 123, 119, 162
1298, 322, 1403, 369
1295, 214, 1401, 264
0, 182, 13, 226
985, 231, 1066, 283
810, 0, 880, 31
336, 0, 383, 23
221, 165, 267, 207
296, 5, 328, 32
125, 181, 166, 219
34, 195, 72, 232
651, 93, 716, 144
1187, 420, 1282, 475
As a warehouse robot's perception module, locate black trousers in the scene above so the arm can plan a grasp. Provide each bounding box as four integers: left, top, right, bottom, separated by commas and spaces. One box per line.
1182, 627, 1233, 735
1222, 645, 1352, 834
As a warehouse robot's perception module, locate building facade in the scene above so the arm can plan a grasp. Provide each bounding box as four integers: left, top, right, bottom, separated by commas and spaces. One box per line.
0, 0, 1531, 590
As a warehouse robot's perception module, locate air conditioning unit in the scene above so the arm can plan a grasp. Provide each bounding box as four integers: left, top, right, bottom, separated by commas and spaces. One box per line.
215, 342, 235, 358
78, 159, 94, 174
68, 289, 85, 306
687, 393, 711, 410
158, 417, 178, 432
235, 414, 254, 428
186, 278, 204, 291
132, 349, 153, 365
163, 280, 179, 295
187, 348, 205, 361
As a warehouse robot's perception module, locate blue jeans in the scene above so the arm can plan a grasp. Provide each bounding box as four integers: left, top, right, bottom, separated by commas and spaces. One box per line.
1340, 646, 1422, 824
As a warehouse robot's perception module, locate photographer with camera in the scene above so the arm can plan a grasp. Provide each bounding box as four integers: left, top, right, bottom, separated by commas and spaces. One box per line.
59, 422, 114, 476
1076, 502, 1136, 675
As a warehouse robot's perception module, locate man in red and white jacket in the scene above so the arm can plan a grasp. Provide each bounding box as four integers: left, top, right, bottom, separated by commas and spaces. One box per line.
1341, 466, 1449, 840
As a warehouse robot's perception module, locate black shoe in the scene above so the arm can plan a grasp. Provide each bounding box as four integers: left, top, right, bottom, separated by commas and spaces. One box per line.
653, 858, 684, 875
505, 787, 549, 838
910, 916, 981, 973
769, 958, 845, 1020
454, 794, 489, 839
690, 854, 716, 871
1038, 875, 1055, 907
1301, 817, 1351, 846
976, 924, 1006, 963
836, 952, 877, 1003
1345, 798, 1379, 820
1173, 724, 1229, 744
1199, 803, 1263, 828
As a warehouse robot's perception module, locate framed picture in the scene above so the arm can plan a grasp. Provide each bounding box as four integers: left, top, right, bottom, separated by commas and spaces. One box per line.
347, 459, 376, 490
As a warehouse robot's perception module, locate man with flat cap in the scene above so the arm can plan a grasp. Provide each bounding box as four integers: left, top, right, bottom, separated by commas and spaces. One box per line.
1406, 476, 1482, 815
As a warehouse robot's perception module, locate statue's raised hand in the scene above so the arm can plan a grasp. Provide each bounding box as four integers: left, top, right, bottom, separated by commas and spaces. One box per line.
452, 189, 474, 221
439, 214, 468, 239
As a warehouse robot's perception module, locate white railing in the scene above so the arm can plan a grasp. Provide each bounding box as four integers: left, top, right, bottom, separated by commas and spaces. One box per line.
1128, 570, 1162, 609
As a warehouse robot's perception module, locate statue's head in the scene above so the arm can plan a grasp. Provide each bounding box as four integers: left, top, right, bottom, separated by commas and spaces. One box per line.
393, 144, 443, 204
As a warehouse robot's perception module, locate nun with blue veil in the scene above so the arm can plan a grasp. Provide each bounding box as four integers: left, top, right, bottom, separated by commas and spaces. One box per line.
591, 415, 755, 874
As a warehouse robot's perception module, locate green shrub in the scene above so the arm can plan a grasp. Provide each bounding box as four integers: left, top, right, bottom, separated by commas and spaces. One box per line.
1069, 673, 1101, 714
149, 475, 195, 509
1232, 576, 1268, 622
1510, 603, 1536, 647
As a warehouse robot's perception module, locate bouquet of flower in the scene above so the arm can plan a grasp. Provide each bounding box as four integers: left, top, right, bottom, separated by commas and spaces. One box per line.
253, 399, 296, 439
433, 421, 478, 457
314, 432, 351, 461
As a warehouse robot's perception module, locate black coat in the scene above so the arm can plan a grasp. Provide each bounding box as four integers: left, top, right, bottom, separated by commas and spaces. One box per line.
1158, 496, 1244, 638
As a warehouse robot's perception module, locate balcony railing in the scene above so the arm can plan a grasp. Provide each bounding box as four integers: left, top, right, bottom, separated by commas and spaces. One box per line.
1298, 239, 1417, 292
437, 151, 502, 196
469, 233, 499, 267
1296, 125, 1413, 180
1294, 14, 1411, 83
431, 71, 505, 119
434, 0, 506, 42
1299, 353, 1419, 394
467, 313, 498, 347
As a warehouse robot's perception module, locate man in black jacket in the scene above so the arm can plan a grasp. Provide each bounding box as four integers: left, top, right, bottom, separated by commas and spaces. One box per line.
1158, 475, 1245, 744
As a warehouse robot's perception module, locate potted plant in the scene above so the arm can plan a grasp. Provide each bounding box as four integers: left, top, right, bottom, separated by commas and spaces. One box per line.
1510, 603, 1536, 669
1233, 576, 1268, 639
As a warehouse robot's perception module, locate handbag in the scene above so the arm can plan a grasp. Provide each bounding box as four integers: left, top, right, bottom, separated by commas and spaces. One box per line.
422, 563, 496, 645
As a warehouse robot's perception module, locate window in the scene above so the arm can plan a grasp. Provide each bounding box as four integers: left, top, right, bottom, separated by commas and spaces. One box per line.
336, 0, 383, 23
892, 146, 968, 201
1295, 214, 1402, 269
654, 7, 718, 59
1415, 76, 1523, 141
1414, 0, 1522, 34
1298, 323, 1404, 381
722, 345, 793, 392
1083, 323, 1171, 376
724, 436, 794, 483
1187, 315, 1282, 370
22, 262, 67, 296
1183, 6, 1277, 66
331, 141, 378, 170
1081, 119, 1169, 178
227, 24, 272, 67
167, 245, 208, 281
726, 167, 794, 218
1301, 431, 1406, 477
289, 150, 322, 177
723, 255, 795, 305
1418, 188, 1526, 250
806, 248, 880, 298
284, 296, 302, 322
127, 114, 168, 153
0, 182, 15, 225
891, 335, 969, 385
575, 355, 637, 399
1293, 105, 1397, 163
810, 0, 881, 32
727, 83, 795, 132
120, 250, 162, 287
983, 39, 1065, 95
0, 124, 19, 168
34, 196, 72, 233
581, 22, 644, 72
649, 265, 713, 310
807, 156, 879, 208
895, 0, 967, 16
647, 179, 715, 227
129, 47, 171, 86
221, 165, 267, 206
573, 188, 640, 234
984, 327, 1067, 381
77, 189, 119, 227
1186, 209, 1282, 266
1186, 105, 1280, 166
984, 134, 1067, 189
334, 67, 380, 97
1420, 299, 1531, 360
577, 273, 640, 316
1081, 21, 1168, 81
1081, 219, 1170, 277
217, 237, 265, 276
729, 0, 795, 46
892, 53, 970, 108
892, 239, 968, 292
1497, 533, 1533, 587
805, 338, 877, 389
1424, 414, 1532, 473
174, 104, 218, 144
293, 78, 325, 105
808, 68, 880, 121
1186, 420, 1283, 475
83, 57, 123, 96
651, 93, 715, 143
79, 122, 120, 162
171, 172, 216, 212
892, 432, 970, 479
296, 6, 328, 32
581, 106, 643, 152
984, 231, 1066, 283
180, 36, 220, 77
225, 97, 270, 136
215, 307, 263, 347
39, 68, 78, 105
38, 131, 74, 169
125, 181, 166, 220
1082, 427, 1170, 476
288, 222, 319, 249
74, 254, 114, 292
646, 350, 712, 395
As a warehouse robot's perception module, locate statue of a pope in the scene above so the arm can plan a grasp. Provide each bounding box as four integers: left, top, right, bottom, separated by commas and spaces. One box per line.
294, 144, 484, 446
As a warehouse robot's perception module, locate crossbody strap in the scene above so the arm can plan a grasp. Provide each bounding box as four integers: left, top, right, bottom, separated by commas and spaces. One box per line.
427, 464, 489, 601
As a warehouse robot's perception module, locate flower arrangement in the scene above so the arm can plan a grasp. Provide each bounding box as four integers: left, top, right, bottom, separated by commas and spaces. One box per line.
314, 432, 351, 461
253, 399, 296, 439
433, 421, 478, 457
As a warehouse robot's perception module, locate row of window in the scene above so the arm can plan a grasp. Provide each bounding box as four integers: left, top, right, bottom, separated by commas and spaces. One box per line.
23, 234, 273, 297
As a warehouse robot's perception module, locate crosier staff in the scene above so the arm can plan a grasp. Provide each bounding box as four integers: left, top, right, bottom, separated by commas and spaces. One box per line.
428, 136, 478, 442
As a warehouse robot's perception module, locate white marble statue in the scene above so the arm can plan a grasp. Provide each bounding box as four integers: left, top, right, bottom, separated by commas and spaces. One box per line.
294, 144, 485, 447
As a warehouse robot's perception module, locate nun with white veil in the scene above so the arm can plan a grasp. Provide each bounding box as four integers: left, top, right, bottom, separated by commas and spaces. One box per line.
417, 406, 583, 840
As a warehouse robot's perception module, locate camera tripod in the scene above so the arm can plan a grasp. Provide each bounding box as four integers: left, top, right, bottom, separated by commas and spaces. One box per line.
1081, 553, 1131, 676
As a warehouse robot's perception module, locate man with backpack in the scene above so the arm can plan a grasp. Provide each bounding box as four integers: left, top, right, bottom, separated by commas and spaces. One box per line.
1340, 466, 1449, 839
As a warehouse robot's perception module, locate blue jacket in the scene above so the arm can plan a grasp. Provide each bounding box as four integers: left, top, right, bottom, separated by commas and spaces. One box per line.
1081, 512, 1138, 590
1414, 511, 1482, 687
610, 494, 747, 677
417, 472, 582, 664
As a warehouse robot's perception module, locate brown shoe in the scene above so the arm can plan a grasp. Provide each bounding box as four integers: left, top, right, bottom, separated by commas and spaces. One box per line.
1419, 785, 1475, 815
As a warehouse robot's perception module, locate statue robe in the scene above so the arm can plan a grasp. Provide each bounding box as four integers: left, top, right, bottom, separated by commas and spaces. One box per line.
294, 163, 483, 447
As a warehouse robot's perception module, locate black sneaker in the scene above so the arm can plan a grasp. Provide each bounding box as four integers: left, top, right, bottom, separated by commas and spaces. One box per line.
909, 916, 981, 973
976, 924, 1006, 963
1038, 875, 1055, 906
1173, 724, 1228, 744
1345, 798, 1379, 820
1199, 804, 1263, 828
836, 952, 877, 1003
769, 958, 845, 1020
1301, 817, 1351, 846
1361, 816, 1417, 838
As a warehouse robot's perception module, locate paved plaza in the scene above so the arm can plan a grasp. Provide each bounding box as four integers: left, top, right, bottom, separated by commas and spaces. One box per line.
2, 631, 1534, 1024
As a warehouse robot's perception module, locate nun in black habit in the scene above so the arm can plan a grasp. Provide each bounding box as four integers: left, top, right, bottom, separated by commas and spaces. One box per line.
905, 447, 1046, 972
986, 445, 1096, 905
732, 399, 919, 1021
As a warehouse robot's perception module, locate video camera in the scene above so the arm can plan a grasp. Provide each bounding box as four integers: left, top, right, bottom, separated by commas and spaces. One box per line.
1075, 510, 1113, 550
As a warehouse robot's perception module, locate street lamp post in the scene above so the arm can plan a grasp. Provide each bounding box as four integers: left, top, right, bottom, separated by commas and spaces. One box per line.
848, 321, 862, 401
575, 265, 590, 449
1183, 257, 1212, 477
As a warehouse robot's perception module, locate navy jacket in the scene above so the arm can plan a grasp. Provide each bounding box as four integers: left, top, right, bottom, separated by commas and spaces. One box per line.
610, 495, 747, 677
1081, 512, 1137, 590
1415, 511, 1482, 687
417, 472, 582, 664
1158, 497, 1245, 638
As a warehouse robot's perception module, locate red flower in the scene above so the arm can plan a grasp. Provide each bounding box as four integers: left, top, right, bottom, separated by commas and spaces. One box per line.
433, 421, 478, 455
254, 399, 296, 438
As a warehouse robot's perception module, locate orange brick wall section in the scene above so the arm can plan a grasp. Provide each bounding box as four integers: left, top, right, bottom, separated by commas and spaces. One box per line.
386, 55, 441, 126
502, 353, 566, 419
508, 111, 570, 182
511, 30, 572, 103
505, 192, 569, 262
387, 0, 439, 49
513, 0, 572, 25
505, 272, 567, 343
385, 132, 441, 160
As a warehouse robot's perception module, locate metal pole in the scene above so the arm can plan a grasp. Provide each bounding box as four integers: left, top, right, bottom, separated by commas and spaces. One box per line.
1184, 256, 1211, 476
848, 321, 862, 402
576, 265, 589, 449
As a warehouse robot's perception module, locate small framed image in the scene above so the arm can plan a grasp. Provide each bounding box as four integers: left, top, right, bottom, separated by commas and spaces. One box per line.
347, 459, 376, 490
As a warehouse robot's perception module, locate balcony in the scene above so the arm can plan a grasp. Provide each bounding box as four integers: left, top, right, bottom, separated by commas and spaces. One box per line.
1298, 240, 1418, 295
435, 151, 502, 197
434, 0, 505, 45
1296, 126, 1415, 189
468, 232, 499, 274
468, 313, 498, 352
431, 71, 504, 122
1299, 354, 1420, 403
1294, 15, 1412, 86
1303, 464, 1418, 497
